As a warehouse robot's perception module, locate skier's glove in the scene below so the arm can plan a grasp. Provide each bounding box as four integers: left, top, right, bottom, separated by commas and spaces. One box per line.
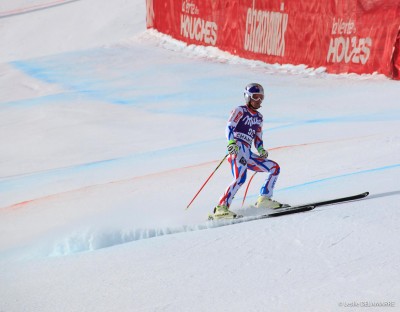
227, 140, 239, 155
257, 146, 268, 159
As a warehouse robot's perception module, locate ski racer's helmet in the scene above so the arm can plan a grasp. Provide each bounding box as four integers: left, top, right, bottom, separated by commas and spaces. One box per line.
244, 83, 264, 105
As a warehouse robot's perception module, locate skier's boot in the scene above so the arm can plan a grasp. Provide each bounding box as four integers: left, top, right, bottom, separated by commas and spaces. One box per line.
211, 205, 238, 220
255, 196, 287, 209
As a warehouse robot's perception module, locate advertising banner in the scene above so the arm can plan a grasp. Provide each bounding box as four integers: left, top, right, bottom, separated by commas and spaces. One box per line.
146, 0, 400, 79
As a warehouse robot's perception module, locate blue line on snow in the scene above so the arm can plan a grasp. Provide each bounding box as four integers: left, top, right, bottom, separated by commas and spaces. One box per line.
0, 139, 222, 192
279, 163, 400, 192
240, 163, 400, 201
8, 53, 400, 124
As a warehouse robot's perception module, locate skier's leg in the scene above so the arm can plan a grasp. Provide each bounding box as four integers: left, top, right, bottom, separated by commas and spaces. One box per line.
218, 153, 248, 207
258, 161, 280, 197
217, 143, 250, 208
248, 153, 283, 208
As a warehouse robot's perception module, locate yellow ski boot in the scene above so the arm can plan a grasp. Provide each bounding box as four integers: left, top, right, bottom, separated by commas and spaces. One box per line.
255, 196, 286, 209
209, 205, 238, 220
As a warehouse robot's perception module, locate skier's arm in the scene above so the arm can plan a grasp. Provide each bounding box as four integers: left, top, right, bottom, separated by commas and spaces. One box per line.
254, 124, 263, 150
225, 107, 243, 142
225, 107, 243, 155
254, 124, 268, 158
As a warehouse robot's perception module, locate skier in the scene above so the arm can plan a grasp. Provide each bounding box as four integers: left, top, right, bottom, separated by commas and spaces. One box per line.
212, 83, 284, 219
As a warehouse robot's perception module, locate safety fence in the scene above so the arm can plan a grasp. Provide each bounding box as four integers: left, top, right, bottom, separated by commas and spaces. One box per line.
146, 0, 400, 79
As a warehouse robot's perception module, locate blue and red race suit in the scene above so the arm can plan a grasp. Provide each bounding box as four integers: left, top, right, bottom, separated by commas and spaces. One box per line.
218, 105, 280, 207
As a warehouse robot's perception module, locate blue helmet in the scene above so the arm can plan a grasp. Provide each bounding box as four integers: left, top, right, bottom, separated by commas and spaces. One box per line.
244, 83, 264, 104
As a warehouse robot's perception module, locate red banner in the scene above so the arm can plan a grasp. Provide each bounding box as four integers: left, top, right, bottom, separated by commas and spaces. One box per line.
393, 30, 400, 78
146, 0, 400, 79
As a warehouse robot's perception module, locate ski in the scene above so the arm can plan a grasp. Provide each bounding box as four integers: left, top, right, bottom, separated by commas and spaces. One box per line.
267, 205, 315, 217
208, 213, 244, 221
283, 191, 369, 209
207, 192, 369, 222
267, 191, 369, 217
207, 205, 315, 224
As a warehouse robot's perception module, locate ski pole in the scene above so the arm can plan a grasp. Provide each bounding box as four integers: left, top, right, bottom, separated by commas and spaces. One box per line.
186, 154, 228, 210
241, 172, 257, 208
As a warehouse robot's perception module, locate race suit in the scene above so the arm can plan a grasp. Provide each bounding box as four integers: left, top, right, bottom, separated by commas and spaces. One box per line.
218, 105, 280, 207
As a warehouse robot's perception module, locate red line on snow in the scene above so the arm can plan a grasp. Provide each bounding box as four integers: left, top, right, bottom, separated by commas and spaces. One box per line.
5, 159, 220, 210
0, 0, 79, 18
3, 137, 366, 210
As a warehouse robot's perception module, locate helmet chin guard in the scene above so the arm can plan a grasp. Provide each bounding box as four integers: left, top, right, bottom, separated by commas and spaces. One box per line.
244, 83, 264, 105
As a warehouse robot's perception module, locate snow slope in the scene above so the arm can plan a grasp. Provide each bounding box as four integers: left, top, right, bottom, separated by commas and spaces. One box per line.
1, 1, 400, 311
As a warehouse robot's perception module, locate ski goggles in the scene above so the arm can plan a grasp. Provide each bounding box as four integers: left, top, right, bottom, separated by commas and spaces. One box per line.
249, 93, 264, 102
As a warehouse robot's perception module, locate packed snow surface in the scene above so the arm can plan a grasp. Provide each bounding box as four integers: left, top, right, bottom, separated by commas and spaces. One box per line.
1, 1, 399, 311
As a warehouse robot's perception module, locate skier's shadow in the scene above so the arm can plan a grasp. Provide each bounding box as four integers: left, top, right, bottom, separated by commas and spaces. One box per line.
365, 190, 400, 200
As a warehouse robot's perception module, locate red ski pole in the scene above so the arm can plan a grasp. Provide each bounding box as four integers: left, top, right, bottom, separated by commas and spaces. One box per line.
186, 154, 228, 210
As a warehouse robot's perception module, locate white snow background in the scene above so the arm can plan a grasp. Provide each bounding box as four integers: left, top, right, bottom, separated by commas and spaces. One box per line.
1, 1, 400, 311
